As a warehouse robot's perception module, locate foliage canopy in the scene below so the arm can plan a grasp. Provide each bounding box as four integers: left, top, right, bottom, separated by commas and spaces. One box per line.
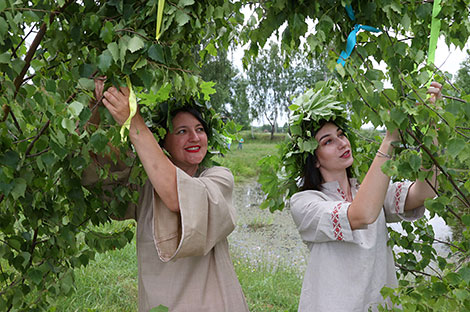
1, 0, 470, 310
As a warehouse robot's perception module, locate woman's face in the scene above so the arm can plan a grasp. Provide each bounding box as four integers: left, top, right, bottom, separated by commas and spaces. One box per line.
314, 122, 353, 176
163, 111, 208, 175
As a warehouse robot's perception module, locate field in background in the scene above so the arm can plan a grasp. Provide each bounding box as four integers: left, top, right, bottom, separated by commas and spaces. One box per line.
215, 131, 286, 182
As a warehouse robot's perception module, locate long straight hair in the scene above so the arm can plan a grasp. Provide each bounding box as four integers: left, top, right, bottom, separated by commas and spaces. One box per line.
300, 153, 352, 191
299, 120, 352, 191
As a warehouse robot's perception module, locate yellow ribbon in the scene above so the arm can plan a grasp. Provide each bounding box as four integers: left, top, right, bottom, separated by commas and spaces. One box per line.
156, 0, 165, 40
120, 76, 137, 141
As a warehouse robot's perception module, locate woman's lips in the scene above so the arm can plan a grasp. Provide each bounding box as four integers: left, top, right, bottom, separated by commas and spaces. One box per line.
185, 146, 201, 153
340, 150, 351, 158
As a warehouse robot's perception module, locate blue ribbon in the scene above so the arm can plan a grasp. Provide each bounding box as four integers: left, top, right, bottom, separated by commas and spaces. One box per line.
345, 5, 355, 21
337, 24, 381, 66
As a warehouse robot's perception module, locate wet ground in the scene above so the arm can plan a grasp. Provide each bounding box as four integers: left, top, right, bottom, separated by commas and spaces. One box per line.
229, 180, 453, 274
228, 180, 308, 274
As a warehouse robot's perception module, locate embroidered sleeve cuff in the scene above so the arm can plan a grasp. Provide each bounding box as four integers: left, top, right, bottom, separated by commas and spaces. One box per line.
384, 181, 425, 222
332, 202, 354, 242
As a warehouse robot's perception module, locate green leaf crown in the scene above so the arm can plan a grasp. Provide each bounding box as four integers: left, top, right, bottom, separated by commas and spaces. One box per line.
258, 80, 351, 212
284, 80, 350, 177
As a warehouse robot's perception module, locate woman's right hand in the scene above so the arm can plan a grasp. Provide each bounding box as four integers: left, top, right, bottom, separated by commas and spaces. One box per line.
102, 86, 138, 126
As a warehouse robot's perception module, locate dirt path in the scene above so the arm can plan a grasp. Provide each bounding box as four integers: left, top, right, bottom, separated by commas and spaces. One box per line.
228, 180, 308, 274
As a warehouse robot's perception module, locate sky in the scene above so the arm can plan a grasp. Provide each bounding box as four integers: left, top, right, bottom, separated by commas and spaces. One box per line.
235, 36, 469, 126
433, 37, 469, 74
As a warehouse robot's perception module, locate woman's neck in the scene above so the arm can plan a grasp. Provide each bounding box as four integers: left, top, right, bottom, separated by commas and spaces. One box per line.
321, 169, 352, 200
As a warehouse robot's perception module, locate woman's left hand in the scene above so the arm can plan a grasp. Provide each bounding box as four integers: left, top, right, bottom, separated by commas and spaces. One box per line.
102, 86, 136, 126
427, 81, 443, 105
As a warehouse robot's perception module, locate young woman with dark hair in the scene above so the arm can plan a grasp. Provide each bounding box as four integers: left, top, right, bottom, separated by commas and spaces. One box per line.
290, 82, 442, 311
300, 122, 352, 192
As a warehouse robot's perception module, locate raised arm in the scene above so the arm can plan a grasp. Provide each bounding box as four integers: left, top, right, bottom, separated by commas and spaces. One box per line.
347, 130, 399, 230
347, 82, 442, 229
102, 87, 180, 212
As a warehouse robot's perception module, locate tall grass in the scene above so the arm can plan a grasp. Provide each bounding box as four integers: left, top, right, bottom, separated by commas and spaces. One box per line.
54, 131, 301, 311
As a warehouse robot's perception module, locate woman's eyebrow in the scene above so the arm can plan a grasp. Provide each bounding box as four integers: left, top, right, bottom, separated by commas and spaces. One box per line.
318, 133, 331, 142
173, 125, 187, 132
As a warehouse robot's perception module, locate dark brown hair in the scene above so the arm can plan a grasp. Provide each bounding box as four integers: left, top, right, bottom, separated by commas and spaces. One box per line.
299, 120, 352, 191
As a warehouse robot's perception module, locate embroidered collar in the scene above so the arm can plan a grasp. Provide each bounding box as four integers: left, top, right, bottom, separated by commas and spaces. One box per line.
321, 178, 359, 201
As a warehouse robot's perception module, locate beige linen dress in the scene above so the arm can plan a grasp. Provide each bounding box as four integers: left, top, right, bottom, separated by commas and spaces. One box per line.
83, 165, 249, 312
290, 179, 424, 312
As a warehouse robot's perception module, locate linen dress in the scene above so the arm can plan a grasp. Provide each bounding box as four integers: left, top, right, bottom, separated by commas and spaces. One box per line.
83, 165, 249, 312
290, 179, 424, 312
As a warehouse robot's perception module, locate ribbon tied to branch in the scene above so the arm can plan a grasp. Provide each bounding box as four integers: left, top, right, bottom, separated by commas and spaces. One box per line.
337, 5, 382, 66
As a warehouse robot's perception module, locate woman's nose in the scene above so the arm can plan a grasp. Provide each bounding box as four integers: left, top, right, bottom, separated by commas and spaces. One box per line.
188, 130, 200, 141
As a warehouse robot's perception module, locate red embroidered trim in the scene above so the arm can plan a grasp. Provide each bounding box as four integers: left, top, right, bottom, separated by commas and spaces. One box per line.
337, 188, 347, 201
331, 203, 344, 241
394, 182, 404, 213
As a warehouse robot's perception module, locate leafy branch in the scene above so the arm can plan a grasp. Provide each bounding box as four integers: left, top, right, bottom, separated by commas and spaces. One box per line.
1, 0, 75, 126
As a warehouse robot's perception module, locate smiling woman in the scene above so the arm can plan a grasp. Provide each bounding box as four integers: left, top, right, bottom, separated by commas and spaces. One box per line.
162, 110, 208, 177
82, 80, 249, 312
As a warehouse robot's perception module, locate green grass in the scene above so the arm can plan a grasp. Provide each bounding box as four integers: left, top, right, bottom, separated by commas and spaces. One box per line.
234, 255, 302, 312
215, 131, 286, 182
53, 221, 138, 312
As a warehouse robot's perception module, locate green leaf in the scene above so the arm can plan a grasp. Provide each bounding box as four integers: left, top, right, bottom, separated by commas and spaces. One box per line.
462, 214, 470, 227
205, 42, 217, 57
28, 269, 43, 285
454, 289, 470, 301
214, 6, 224, 19
128, 36, 145, 53
200, 81, 216, 101
148, 44, 165, 63
68, 101, 84, 118
179, 0, 195, 6
100, 21, 114, 44
335, 63, 345, 77
61, 118, 76, 134
149, 305, 169, 312
90, 131, 109, 152
390, 108, 407, 126
458, 267, 470, 283
0, 151, 20, 168
98, 49, 113, 72
409, 153, 421, 171
108, 42, 119, 62
77, 78, 95, 91
401, 13, 411, 31
12, 178, 26, 200
60, 271, 74, 295
447, 138, 465, 157
175, 10, 190, 26
155, 82, 172, 102
132, 57, 147, 71
0, 52, 9, 63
